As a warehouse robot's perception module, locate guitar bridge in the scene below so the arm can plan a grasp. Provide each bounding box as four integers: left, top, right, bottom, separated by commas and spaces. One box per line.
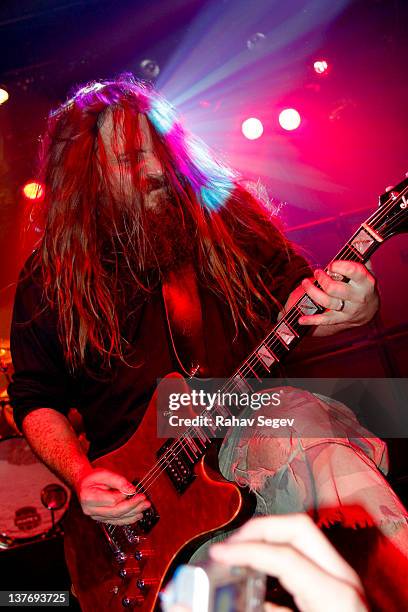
100, 480, 159, 560
130, 480, 159, 535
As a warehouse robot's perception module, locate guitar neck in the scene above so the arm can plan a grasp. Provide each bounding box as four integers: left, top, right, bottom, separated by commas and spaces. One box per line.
179, 217, 385, 450
158, 178, 408, 474
232, 218, 383, 383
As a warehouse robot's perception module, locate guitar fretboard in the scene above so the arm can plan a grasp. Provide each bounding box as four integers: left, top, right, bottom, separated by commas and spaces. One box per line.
106, 177, 408, 550
158, 177, 408, 471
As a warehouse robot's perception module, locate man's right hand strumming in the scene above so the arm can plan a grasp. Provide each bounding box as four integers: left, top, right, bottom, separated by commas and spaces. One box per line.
21, 408, 150, 525
75, 467, 151, 525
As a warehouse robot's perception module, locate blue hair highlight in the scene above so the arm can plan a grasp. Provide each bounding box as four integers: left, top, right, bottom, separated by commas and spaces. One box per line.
200, 181, 233, 211
186, 136, 235, 212
147, 93, 236, 212
147, 96, 176, 136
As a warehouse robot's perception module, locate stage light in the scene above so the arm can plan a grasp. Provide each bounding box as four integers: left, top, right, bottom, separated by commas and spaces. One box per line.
0, 88, 9, 105
247, 32, 267, 52
278, 109, 301, 131
242, 117, 264, 140
22, 181, 45, 201
140, 59, 160, 79
313, 60, 329, 75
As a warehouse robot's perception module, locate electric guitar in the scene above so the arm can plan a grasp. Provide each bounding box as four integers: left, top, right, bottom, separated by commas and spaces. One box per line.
63, 177, 408, 611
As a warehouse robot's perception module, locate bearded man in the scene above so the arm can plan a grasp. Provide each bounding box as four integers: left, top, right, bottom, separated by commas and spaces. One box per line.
8, 76, 408, 606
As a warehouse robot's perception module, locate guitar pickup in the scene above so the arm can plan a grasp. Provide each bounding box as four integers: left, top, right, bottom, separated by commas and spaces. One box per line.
157, 439, 196, 493
138, 505, 159, 533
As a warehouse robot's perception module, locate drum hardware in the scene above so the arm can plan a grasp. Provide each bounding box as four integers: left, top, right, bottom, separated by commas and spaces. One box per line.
41, 484, 68, 531
0, 534, 13, 550
0, 437, 71, 549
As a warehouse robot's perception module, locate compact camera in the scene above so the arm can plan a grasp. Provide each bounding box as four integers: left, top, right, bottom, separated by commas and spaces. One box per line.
160, 560, 266, 612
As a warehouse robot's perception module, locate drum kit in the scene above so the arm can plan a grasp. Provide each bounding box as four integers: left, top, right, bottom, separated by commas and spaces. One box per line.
0, 345, 71, 550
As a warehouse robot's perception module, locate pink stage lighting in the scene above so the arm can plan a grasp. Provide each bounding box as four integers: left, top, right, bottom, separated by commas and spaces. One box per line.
313, 60, 329, 75
279, 109, 301, 131
22, 181, 45, 201
241, 117, 264, 140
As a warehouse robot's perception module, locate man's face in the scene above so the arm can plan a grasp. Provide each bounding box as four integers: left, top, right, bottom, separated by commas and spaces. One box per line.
98, 110, 168, 211
97, 108, 193, 272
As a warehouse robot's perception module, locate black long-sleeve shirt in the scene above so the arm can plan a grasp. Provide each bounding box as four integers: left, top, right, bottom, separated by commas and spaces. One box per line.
8, 247, 311, 460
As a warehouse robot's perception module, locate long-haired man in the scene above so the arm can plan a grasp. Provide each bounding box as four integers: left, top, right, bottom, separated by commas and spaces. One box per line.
8, 76, 408, 606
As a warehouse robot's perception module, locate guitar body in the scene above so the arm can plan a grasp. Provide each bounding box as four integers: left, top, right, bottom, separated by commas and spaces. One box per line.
63, 373, 245, 611
63, 176, 408, 611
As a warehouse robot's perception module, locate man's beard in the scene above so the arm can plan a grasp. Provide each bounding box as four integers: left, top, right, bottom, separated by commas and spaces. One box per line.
141, 189, 195, 275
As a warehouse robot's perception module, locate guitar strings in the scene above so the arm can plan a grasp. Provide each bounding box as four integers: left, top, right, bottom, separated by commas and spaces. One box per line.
109, 187, 408, 535
127, 229, 394, 498
363, 184, 408, 228
122, 189, 408, 500
376, 205, 408, 238
118, 244, 368, 509
109, 184, 408, 533
221, 198, 406, 385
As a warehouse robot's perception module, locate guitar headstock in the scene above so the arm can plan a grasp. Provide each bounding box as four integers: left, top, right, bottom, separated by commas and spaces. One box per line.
375, 176, 408, 240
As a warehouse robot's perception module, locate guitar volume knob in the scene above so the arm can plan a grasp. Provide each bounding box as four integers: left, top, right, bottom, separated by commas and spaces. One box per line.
114, 551, 127, 565
134, 549, 154, 561
122, 596, 144, 608
136, 578, 157, 592
119, 566, 141, 579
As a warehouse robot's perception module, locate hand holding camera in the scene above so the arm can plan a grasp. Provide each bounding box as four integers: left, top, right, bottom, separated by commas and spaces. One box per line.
162, 514, 368, 612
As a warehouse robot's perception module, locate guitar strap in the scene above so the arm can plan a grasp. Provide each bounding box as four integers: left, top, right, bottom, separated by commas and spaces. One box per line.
161, 264, 208, 377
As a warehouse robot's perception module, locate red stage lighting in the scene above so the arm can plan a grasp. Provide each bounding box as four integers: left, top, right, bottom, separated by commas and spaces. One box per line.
313, 59, 329, 75
278, 109, 301, 131
22, 181, 45, 201
241, 117, 264, 140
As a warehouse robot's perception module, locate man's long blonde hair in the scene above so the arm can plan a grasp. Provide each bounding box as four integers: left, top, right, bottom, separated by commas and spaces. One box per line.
30, 75, 294, 372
